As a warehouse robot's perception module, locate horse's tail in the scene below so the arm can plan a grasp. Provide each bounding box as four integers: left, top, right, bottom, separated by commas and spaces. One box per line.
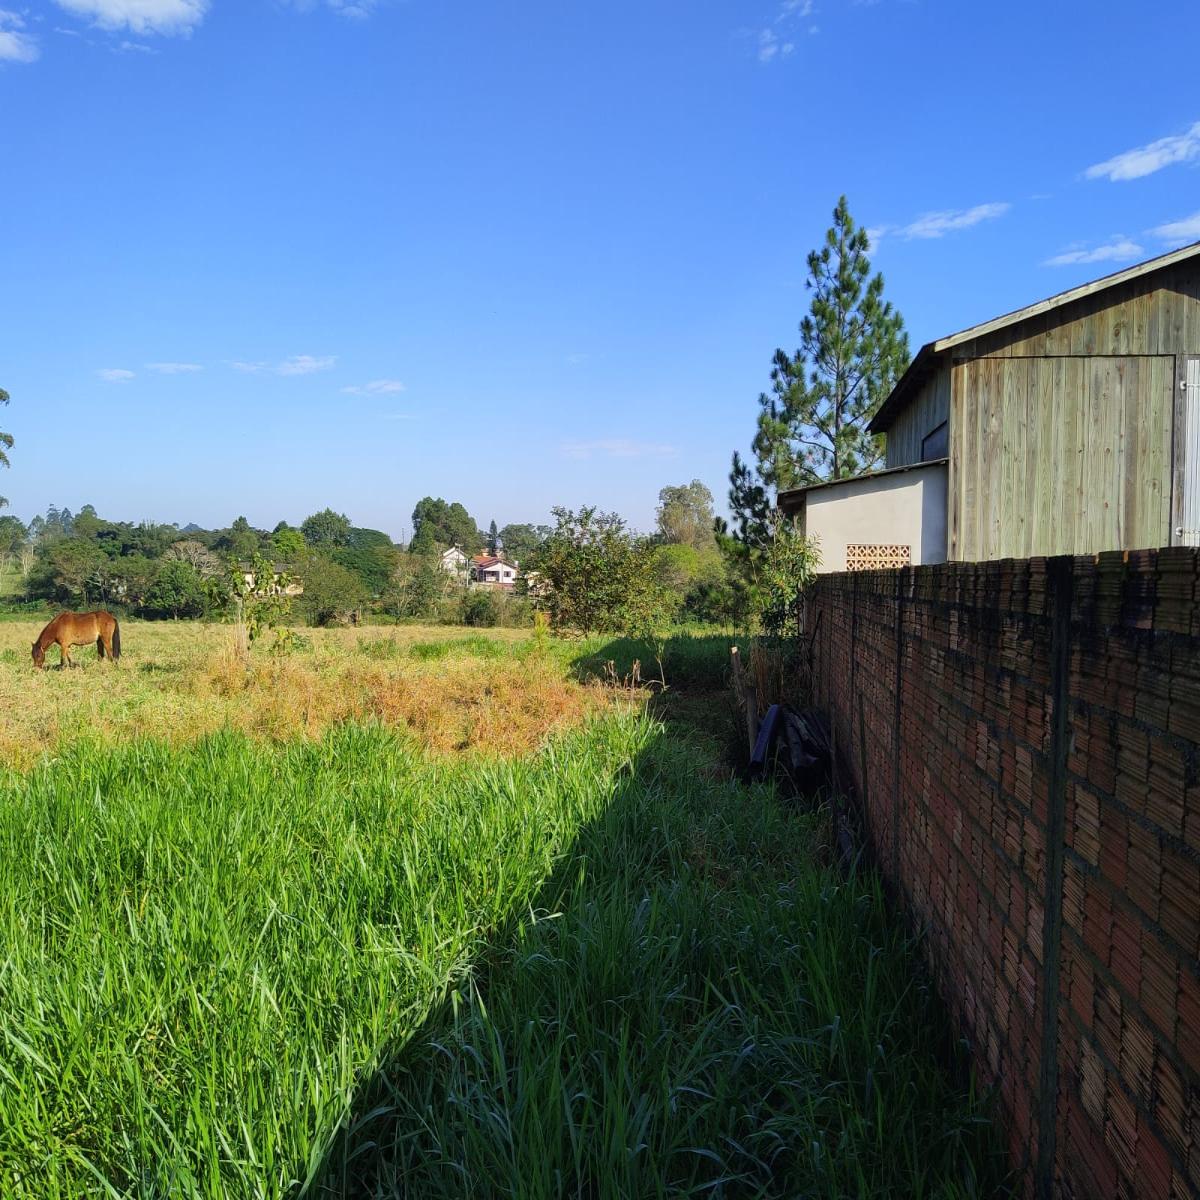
112, 619, 121, 661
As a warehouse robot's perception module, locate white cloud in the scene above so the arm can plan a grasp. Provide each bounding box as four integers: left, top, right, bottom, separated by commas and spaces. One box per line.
340, 378, 406, 396
146, 361, 202, 373
753, 0, 813, 63
327, 0, 378, 16
97, 368, 135, 383
232, 355, 337, 377
277, 354, 335, 376
1043, 237, 1144, 267
1150, 211, 1200, 248
757, 28, 794, 62
900, 202, 1010, 239
560, 439, 678, 460
0, 11, 38, 62
53, 0, 208, 37
867, 202, 1010, 246
1085, 122, 1200, 182
118, 39, 155, 52
282, 0, 381, 17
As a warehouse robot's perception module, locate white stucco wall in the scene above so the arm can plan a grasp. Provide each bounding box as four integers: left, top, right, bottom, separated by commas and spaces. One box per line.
800, 463, 947, 573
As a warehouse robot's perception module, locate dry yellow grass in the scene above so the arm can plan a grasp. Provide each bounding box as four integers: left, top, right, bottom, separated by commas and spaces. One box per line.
0, 620, 610, 768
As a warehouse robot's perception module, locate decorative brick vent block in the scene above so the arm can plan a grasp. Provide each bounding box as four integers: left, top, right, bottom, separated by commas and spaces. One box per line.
805, 549, 1200, 1200
846, 543, 911, 571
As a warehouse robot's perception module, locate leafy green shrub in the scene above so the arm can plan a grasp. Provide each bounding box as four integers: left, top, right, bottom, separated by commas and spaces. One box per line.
142, 560, 209, 619
755, 518, 820, 637
298, 552, 366, 627
531, 506, 667, 636
461, 589, 499, 627
267, 628, 312, 656
496, 596, 534, 628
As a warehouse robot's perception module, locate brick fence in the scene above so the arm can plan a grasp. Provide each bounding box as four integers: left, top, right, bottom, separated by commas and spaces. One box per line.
805, 549, 1200, 1200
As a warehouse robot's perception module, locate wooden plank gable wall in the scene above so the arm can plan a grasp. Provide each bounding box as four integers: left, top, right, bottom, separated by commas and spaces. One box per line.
887, 264, 1200, 561
885, 366, 950, 468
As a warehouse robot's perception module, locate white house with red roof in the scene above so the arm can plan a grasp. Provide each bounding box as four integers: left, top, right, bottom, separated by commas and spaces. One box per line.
470, 554, 518, 588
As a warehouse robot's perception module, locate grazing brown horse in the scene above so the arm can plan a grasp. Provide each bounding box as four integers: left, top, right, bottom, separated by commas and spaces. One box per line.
32, 611, 121, 669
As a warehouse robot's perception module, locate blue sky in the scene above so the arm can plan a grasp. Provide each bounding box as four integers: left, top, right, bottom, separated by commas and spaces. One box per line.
2, 0, 1199, 540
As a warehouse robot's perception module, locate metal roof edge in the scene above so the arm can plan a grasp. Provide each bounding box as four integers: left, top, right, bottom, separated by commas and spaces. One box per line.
777, 456, 948, 508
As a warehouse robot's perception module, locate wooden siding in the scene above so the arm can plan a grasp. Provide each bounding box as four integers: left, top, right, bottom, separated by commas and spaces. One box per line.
884, 364, 949, 467
953, 265, 1200, 360
948, 355, 1173, 560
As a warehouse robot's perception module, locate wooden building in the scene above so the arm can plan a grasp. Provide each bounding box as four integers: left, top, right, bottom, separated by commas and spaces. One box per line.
868, 241, 1200, 560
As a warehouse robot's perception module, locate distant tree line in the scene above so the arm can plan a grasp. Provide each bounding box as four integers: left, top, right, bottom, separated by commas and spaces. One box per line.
0, 497, 572, 628
0, 481, 765, 634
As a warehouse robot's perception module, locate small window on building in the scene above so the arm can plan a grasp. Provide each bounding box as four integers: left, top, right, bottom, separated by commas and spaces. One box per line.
846, 544, 911, 571
921, 420, 948, 460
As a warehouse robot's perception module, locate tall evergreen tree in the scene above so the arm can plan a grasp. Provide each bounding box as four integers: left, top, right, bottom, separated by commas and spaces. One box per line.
487, 520, 499, 555
726, 197, 909, 548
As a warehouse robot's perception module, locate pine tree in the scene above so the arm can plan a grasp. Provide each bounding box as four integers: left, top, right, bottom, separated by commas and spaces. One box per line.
727, 196, 909, 548
488, 520, 499, 555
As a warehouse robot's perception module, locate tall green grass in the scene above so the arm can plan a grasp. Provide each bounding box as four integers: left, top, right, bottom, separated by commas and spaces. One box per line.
0, 715, 654, 1197
321, 730, 1009, 1199
0, 646, 1006, 1198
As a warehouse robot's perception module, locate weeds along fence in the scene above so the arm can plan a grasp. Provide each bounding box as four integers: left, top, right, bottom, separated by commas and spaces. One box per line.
804, 549, 1200, 1200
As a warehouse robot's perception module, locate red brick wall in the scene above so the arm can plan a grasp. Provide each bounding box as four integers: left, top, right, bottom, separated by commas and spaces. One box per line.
806, 549, 1200, 1199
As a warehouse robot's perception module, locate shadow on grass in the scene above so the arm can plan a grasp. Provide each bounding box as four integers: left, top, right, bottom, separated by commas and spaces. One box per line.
310, 717, 1011, 1199
569, 631, 738, 694
574, 633, 749, 770
570, 633, 812, 778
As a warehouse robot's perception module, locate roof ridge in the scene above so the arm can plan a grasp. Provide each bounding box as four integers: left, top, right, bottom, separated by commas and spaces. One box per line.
869, 240, 1200, 434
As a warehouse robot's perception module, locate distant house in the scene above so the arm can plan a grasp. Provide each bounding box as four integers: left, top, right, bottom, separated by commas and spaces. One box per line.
240, 564, 304, 596
470, 554, 518, 589
780, 240, 1200, 569
440, 546, 470, 577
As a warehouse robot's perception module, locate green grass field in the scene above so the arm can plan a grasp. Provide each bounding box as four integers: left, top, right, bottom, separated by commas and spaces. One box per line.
0, 625, 1009, 1198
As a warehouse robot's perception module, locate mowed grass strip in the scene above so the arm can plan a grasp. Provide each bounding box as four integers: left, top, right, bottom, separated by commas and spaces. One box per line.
326, 730, 1010, 1200
0, 712, 655, 1198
